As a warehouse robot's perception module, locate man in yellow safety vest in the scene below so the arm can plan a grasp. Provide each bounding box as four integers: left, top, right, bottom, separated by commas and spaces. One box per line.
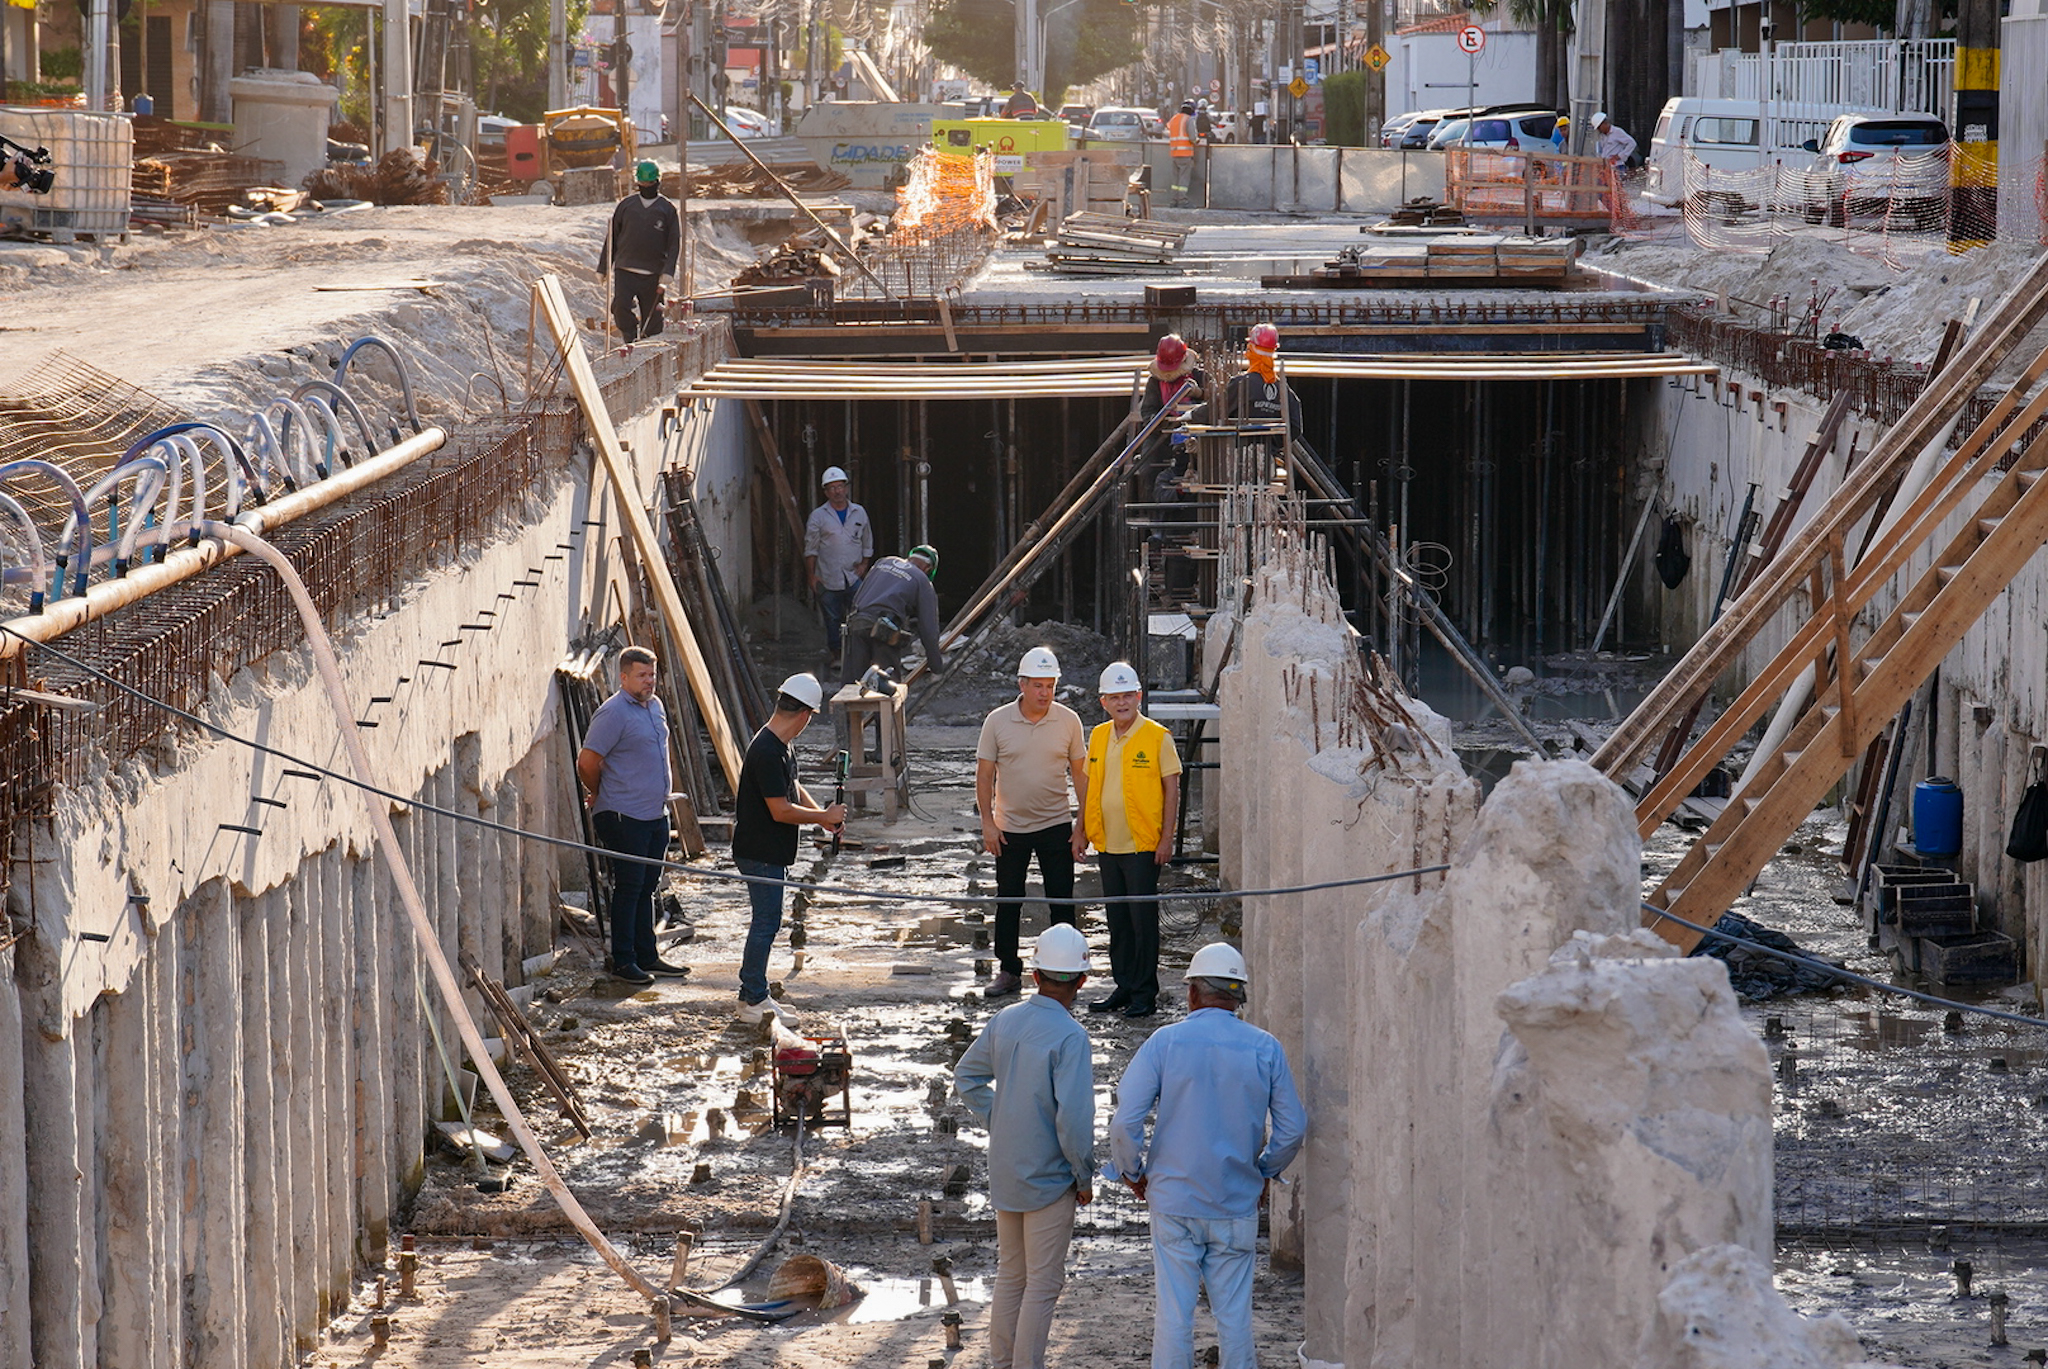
1073, 661, 1182, 1019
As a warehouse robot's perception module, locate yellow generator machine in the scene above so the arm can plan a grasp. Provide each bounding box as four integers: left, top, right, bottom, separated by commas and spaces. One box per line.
929, 117, 1070, 161
540, 106, 637, 180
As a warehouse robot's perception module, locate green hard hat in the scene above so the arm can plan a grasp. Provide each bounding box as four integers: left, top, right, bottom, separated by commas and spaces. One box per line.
908, 545, 939, 579
635, 160, 661, 183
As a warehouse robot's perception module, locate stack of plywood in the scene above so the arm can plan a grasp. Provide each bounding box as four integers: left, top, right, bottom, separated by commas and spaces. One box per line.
1273, 233, 1577, 287
1030, 212, 1190, 276
1008, 149, 1137, 223
1423, 236, 1502, 278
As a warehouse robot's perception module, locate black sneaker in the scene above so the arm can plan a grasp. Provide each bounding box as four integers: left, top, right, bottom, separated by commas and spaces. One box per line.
646, 959, 690, 979
1088, 993, 1131, 1014
613, 964, 655, 986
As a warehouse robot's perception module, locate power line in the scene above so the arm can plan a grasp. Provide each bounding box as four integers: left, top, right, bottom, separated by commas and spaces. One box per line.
4, 622, 1451, 909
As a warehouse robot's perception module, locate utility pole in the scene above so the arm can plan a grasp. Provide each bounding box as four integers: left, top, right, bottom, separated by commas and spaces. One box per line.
1365, 0, 1383, 143
1948, 0, 1998, 249
613, 0, 628, 116
382, 0, 413, 150
1568, 0, 1603, 155
549, 0, 567, 108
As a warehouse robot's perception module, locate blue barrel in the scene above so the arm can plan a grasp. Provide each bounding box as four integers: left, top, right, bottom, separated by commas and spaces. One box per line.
1913, 777, 1964, 858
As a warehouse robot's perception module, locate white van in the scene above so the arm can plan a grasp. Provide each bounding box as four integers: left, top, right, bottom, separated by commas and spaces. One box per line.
1644, 97, 1832, 205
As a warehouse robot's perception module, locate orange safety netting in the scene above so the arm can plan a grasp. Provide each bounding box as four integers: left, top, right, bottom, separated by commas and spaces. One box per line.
1444, 146, 1614, 232
1656, 145, 2042, 269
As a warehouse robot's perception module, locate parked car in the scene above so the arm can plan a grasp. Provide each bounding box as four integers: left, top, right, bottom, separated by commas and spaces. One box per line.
1645, 96, 1818, 205
1426, 104, 1556, 151
1424, 116, 1471, 150
1059, 104, 1093, 126
1408, 108, 1475, 149
721, 105, 770, 138
1379, 110, 1429, 147
1208, 109, 1240, 143
1803, 112, 1951, 226
1084, 106, 1154, 141
476, 114, 518, 151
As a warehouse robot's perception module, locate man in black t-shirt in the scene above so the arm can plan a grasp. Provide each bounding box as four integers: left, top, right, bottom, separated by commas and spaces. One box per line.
732, 672, 845, 1024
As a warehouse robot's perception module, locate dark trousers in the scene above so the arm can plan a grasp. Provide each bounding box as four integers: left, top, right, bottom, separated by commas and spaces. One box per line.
994, 822, 1076, 975
819, 585, 855, 655
840, 624, 907, 688
609, 269, 664, 344
1100, 851, 1161, 1006
593, 810, 668, 973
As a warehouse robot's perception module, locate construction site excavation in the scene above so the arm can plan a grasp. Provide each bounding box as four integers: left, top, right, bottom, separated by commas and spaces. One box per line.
16, 50, 2048, 1369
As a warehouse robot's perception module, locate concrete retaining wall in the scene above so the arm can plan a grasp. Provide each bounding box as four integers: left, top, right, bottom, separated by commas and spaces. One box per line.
0, 373, 747, 1366
1216, 511, 1797, 1367
1197, 146, 1446, 214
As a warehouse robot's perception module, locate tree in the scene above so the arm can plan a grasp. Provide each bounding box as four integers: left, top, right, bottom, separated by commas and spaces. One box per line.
1323, 69, 1366, 145
306, 0, 589, 123
925, 0, 1139, 100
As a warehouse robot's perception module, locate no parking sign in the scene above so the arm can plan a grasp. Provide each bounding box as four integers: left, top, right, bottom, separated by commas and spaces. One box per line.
1456, 24, 1486, 53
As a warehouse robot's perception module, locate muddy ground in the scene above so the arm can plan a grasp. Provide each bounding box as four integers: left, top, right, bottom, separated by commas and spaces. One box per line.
309, 690, 1277, 1369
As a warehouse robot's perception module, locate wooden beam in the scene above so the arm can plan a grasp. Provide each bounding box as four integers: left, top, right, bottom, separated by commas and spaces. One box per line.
534, 274, 746, 791
743, 398, 808, 548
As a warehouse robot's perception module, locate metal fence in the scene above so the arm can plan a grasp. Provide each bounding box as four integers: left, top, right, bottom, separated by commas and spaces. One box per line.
1687, 38, 1956, 125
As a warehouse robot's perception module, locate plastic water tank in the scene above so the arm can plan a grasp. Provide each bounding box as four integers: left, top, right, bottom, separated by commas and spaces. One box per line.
229, 69, 338, 187
0, 106, 133, 242
1913, 776, 1964, 859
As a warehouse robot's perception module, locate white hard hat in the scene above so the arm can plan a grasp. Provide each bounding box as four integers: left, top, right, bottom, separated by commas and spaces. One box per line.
1593, 111, 1610, 125
1099, 661, 1142, 694
1030, 923, 1090, 974
1183, 942, 1248, 983
821, 466, 850, 486
1018, 646, 1061, 679
778, 672, 825, 711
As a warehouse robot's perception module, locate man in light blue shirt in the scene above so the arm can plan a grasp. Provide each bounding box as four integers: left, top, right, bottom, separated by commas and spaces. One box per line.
1109, 943, 1306, 1369
954, 924, 1096, 1369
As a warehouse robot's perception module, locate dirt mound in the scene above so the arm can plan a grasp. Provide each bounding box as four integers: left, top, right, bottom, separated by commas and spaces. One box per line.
921, 618, 1120, 724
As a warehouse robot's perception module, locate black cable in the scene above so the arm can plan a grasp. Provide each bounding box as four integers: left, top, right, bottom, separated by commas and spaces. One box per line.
2, 622, 1452, 909
1646, 902, 2048, 1031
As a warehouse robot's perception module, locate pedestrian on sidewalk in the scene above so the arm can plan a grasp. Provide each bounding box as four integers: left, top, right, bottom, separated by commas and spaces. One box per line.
577, 646, 689, 986
595, 160, 680, 346
804, 465, 872, 673
841, 545, 942, 687
1074, 662, 1181, 1019
977, 648, 1090, 999
731, 673, 845, 1024
1109, 944, 1306, 1369
954, 924, 1097, 1369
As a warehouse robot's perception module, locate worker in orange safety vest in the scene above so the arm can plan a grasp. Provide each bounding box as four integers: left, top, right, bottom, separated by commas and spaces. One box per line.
1167, 101, 1196, 204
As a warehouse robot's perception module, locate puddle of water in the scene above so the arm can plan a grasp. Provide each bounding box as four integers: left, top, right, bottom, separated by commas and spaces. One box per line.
840, 1273, 992, 1323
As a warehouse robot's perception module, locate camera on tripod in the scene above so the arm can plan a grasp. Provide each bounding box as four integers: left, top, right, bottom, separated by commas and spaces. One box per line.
0, 134, 55, 196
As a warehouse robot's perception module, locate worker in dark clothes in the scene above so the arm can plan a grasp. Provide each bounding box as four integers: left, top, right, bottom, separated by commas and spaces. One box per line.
842, 546, 943, 687
1004, 84, 1041, 117
1217, 322, 1302, 433
596, 160, 680, 346
1136, 334, 1205, 491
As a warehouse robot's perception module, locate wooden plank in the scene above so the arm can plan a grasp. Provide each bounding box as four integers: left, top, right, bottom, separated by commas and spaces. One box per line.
1597, 252, 2048, 781
937, 295, 960, 353
742, 398, 806, 548
535, 274, 746, 791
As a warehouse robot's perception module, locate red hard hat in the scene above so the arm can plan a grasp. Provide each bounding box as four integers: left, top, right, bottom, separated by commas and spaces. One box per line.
1154, 334, 1187, 370
1249, 322, 1280, 352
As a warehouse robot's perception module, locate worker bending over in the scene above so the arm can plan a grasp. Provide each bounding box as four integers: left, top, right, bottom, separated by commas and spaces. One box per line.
841, 545, 942, 687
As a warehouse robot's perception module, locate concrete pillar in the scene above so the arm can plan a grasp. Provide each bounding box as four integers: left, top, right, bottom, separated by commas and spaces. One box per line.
519, 745, 558, 962
353, 850, 392, 1265
238, 891, 285, 1368
455, 737, 487, 1011
1493, 947, 1773, 1368
1259, 688, 1305, 1271
74, 1002, 102, 1367
497, 778, 524, 981
181, 882, 248, 1369
19, 926, 83, 1369
435, 764, 462, 993
0, 945, 30, 1369
153, 907, 187, 1361
101, 940, 159, 1367
390, 801, 426, 1195
283, 868, 318, 1349
323, 844, 355, 1309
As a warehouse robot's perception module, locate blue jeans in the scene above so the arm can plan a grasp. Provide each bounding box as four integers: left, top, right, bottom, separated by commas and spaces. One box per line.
819, 584, 855, 655
593, 810, 669, 974
734, 856, 787, 1004
1150, 1212, 1258, 1369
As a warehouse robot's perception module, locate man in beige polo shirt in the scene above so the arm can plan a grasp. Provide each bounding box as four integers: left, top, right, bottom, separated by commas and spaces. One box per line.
976, 646, 1090, 999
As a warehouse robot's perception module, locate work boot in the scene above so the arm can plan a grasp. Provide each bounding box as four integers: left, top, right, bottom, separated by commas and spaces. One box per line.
984, 970, 1022, 1000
